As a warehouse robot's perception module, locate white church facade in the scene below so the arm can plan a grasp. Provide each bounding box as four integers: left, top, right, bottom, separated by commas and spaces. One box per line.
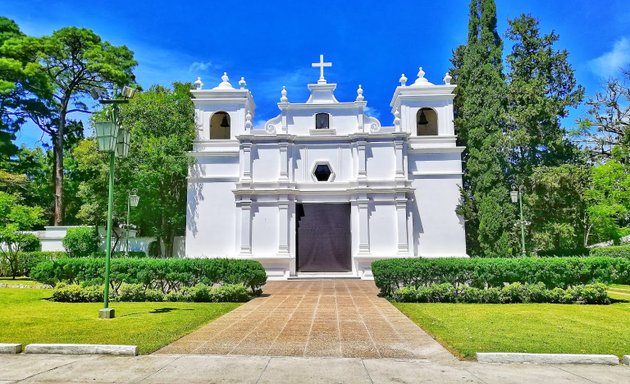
185, 56, 467, 279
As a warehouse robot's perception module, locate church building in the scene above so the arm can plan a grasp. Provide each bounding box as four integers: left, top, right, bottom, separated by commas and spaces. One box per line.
186, 55, 467, 279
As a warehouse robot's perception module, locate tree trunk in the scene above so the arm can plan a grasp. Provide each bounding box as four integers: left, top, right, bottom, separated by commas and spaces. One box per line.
53, 109, 66, 226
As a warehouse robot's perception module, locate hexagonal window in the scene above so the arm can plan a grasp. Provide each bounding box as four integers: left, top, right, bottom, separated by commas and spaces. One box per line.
313, 164, 332, 182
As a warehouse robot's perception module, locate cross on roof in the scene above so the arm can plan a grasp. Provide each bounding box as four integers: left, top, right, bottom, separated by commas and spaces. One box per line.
312, 54, 332, 84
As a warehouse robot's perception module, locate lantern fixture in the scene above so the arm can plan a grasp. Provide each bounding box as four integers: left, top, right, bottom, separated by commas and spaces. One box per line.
510, 190, 519, 203
129, 189, 140, 208
121, 86, 137, 99
94, 121, 119, 152
115, 128, 131, 158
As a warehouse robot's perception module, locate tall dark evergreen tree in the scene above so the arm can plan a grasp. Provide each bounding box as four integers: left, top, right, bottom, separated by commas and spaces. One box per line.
452, 0, 514, 257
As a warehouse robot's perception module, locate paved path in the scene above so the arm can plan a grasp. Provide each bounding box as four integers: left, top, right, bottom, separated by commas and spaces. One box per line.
158, 280, 454, 360
1, 354, 629, 383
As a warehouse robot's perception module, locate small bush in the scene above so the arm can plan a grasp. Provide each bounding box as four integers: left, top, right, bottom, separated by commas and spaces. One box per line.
52, 283, 103, 303
19, 234, 41, 252
590, 245, 630, 258
63, 227, 99, 258
118, 283, 164, 302
372, 257, 630, 296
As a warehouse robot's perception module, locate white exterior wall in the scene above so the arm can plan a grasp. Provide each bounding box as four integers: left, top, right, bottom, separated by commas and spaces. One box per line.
185, 66, 468, 279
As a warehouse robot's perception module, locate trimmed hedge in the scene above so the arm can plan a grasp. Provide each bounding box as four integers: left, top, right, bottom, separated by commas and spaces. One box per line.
31, 257, 267, 295
371, 257, 630, 297
63, 227, 99, 257
590, 245, 630, 258
392, 282, 609, 304
0, 251, 66, 278
51, 282, 251, 303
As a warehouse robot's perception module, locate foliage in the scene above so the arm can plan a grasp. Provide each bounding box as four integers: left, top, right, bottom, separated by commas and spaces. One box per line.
452, 0, 513, 257
590, 245, 630, 258
51, 282, 103, 303
0, 191, 45, 278
371, 257, 630, 296
31, 257, 267, 295
576, 69, 630, 158
117, 83, 196, 257
585, 149, 630, 244
395, 301, 630, 359
0, 287, 238, 354
505, 15, 584, 179
527, 165, 591, 250
0, 251, 64, 278
62, 227, 99, 257
50, 282, 251, 303
0, 19, 137, 225
392, 282, 609, 304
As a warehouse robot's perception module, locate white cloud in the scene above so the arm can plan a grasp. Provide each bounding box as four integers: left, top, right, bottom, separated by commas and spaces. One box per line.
589, 37, 630, 78
364, 106, 381, 119
189, 61, 217, 73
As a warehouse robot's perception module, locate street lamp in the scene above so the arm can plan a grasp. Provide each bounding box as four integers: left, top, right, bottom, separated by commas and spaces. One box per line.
95, 85, 136, 319
511, 185, 527, 257
125, 189, 140, 257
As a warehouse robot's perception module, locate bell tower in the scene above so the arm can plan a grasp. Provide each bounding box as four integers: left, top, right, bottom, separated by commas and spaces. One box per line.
191, 73, 256, 140
390, 67, 455, 138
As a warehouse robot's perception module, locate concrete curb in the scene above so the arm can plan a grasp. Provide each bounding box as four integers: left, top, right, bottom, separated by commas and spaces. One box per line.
25, 344, 138, 356
623, 355, 630, 365
0, 343, 22, 354
476, 352, 619, 365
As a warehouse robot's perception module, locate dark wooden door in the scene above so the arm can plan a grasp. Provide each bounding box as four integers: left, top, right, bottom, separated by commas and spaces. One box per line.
296, 203, 351, 272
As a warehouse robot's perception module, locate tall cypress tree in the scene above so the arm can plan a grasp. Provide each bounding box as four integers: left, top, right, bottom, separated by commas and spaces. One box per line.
452, 0, 514, 257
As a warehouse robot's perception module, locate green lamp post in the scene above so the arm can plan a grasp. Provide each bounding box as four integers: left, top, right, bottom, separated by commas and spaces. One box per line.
95, 86, 136, 319
510, 185, 527, 257
125, 189, 140, 257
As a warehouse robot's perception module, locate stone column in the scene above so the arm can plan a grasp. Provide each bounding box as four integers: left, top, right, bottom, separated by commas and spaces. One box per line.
238, 198, 252, 255
240, 143, 252, 181
357, 141, 367, 181
394, 141, 405, 180
358, 195, 370, 255
278, 199, 290, 255
279, 143, 289, 181
395, 195, 409, 255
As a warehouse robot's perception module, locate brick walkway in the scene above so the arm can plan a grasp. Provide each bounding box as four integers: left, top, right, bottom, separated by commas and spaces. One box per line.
157, 280, 455, 360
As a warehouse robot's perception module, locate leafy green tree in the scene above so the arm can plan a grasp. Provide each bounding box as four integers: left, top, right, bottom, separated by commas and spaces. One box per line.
121, 83, 195, 257
1, 24, 137, 225
505, 15, 584, 179
453, 0, 513, 257
0, 191, 44, 278
527, 164, 590, 251
585, 147, 630, 244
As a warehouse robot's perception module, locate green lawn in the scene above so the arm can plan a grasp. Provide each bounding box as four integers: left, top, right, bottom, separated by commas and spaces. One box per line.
0, 287, 239, 354
0, 277, 45, 287
394, 301, 630, 359
608, 284, 630, 301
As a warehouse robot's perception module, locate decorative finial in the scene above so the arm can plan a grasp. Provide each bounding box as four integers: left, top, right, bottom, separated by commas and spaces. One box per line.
356, 84, 364, 101
239, 76, 247, 89
215, 72, 234, 89
280, 86, 288, 102
194, 77, 203, 90
394, 108, 401, 128
399, 73, 407, 86
245, 110, 253, 130
443, 72, 452, 85
412, 66, 432, 86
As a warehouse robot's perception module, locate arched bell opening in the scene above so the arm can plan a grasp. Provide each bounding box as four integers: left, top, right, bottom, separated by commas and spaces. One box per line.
210, 111, 231, 139
416, 108, 438, 136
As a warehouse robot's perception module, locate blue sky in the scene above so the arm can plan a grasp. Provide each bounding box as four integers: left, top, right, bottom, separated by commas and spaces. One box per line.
2, 0, 629, 146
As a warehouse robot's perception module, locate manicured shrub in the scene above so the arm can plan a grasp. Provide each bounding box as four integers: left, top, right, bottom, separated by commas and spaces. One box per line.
590, 245, 630, 258
172, 284, 250, 302
63, 227, 99, 257
372, 257, 630, 296
52, 283, 104, 303
19, 234, 41, 252
0, 251, 65, 278
31, 257, 267, 295
118, 283, 165, 302
391, 283, 609, 304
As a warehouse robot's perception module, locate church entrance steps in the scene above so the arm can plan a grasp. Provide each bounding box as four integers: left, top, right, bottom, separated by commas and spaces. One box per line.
287, 274, 360, 280
157, 280, 455, 361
